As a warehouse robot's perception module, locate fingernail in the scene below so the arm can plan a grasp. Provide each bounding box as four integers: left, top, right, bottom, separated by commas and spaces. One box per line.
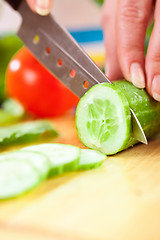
152, 75, 160, 101
130, 63, 145, 89
35, 0, 51, 15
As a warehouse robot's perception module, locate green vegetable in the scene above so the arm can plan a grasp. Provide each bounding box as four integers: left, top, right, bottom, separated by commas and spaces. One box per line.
77, 149, 106, 170
75, 80, 160, 155
0, 34, 23, 101
0, 143, 106, 199
0, 120, 58, 146
114, 80, 160, 148
145, 22, 153, 54
0, 98, 25, 125
22, 143, 80, 176
93, 0, 104, 6
0, 158, 41, 199
76, 82, 131, 155
0, 151, 50, 180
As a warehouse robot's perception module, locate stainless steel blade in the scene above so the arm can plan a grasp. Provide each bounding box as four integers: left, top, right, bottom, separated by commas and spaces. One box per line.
16, 1, 147, 144
130, 108, 147, 144
17, 2, 110, 99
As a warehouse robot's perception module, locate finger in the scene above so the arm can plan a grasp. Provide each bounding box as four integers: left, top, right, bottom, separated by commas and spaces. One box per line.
116, 0, 153, 88
146, 0, 160, 101
101, 0, 123, 80
26, 0, 53, 15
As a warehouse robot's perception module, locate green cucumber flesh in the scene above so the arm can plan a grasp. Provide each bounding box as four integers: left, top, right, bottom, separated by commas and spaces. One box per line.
0, 120, 58, 146
78, 149, 106, 170
76, 83, 131, 155
22, 143, 81, 176
1, 98, 25, 117
0, 144, 107, 199
0, 159, 41, 199
0, 99, 25, 126
0, 151, 50, 180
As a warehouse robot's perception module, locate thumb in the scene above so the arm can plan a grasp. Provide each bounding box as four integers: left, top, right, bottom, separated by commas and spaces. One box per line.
26, 0, 53, 16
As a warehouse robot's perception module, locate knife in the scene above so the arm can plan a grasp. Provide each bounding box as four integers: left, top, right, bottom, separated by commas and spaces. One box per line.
5, 0, 147, 144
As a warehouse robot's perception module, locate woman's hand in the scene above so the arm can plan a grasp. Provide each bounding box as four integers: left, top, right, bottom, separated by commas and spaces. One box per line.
26, 0, 53, 16
101, 0, 160, 101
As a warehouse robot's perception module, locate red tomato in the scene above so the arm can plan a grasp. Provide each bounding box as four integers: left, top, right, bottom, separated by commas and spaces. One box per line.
6, 47, 79, 117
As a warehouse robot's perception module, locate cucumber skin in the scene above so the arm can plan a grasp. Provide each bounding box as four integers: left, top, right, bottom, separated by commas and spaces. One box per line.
114, 80, 160, 149
22, 143, 80, 177
77, 160, 103, 171
48, 157, 79, 177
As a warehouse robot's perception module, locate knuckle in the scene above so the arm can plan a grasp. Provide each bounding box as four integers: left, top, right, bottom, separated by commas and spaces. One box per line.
150, 54, 160, 63
120, 42, 144, 56
119, 4, 148, 24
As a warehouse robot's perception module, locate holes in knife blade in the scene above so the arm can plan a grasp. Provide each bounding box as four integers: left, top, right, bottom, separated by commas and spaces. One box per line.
57, 59, 63, 67
45, 47, 51, 55
33, 35, 40, 44
83, 80, 89, 89
70, 69, 76, 78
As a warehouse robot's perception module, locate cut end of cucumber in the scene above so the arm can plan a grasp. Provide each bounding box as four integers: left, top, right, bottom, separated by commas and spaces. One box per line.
0, 151, 51, 180
22, 143, 81, 176
76, 83, 131, 155
77, 149, 106, 170
0, 159, 41, 199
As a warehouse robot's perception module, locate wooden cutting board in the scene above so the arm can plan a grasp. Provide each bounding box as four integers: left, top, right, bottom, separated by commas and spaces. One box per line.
1, 111, 160, 240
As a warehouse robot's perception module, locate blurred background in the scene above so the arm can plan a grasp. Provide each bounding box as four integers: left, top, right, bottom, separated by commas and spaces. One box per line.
0, 0, 106, 119
0, 0, 105, 68
0, 0, 152, 119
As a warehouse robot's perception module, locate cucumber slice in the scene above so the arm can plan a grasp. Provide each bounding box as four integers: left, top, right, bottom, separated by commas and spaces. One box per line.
76, 83, 131, 155
0, 98, 25, 126
0, 159, 40, 199
0, 120, 58, 146
0, 151, 50, 180
78, 149, 106, 170
1, 98, 25, 117
22, 143, 81, 176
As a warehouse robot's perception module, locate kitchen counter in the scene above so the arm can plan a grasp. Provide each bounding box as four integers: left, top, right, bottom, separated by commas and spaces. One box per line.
1, 111, 160, 240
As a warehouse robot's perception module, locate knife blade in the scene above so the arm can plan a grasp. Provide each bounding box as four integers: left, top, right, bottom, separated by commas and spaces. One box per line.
5, 0, 147, 144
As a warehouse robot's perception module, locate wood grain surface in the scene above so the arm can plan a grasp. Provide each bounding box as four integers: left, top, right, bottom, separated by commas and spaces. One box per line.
1, 111, 160, 240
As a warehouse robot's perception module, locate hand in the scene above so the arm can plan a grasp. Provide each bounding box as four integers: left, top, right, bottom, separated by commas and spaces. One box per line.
26, 0, 53, 16
101, 0, 160, 101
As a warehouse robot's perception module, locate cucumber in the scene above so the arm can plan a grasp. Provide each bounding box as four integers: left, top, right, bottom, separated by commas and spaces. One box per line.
0, 120, 58, 146
0, 151, 50, 180
0, 159, 41, 199
75, 80, 160, 155
114, 80, 160, 148
22, 143, 81, 176
1, 98, 25, 118
0, 144, 106, 199
0, 98, 25, 125
77, 149, 106, 170
76, 83, 131, 155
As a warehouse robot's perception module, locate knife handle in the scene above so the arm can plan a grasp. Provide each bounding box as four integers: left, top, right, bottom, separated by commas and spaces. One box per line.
4, 0, 22, 10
